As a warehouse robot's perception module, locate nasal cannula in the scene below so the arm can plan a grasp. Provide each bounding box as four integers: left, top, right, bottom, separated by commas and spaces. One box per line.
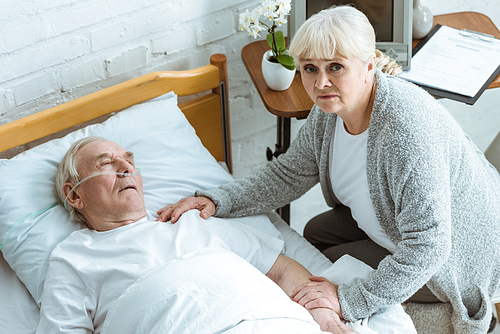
63, 168, 141, 210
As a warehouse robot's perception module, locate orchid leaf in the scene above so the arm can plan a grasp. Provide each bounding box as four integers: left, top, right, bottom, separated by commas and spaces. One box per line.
277, 54, 296, 71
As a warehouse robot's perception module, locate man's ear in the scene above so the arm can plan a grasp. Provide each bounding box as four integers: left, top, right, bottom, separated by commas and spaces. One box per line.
63, 183, 84, 210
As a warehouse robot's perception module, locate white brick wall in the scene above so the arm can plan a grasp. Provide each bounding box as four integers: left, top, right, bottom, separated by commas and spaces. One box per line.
151, 29, 190, 55
58, 58, 106, 91
12, 72, 57, 107
105, 46, 148, 76
180, 0, 248, 22
1, 35, 88, 83
0, 90, 9, 116
195, 13, 235, 46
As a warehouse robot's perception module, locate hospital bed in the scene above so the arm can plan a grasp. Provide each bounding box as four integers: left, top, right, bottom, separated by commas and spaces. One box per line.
0, 53, 416, 334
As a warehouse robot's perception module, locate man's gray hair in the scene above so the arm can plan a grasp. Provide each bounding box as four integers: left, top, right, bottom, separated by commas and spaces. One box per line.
55, 136, 106, 222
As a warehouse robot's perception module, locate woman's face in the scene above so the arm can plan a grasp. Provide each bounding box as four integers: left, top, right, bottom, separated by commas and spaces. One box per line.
299, 55, 374, 115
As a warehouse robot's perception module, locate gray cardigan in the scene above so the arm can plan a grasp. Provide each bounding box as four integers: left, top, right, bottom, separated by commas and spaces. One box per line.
197, 70, 500, 333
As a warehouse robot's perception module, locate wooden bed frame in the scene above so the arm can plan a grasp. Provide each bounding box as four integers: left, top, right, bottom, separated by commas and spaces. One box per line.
0, 53, 232, 173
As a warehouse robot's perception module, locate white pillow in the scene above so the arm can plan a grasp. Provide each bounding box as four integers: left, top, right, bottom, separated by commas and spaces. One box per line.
0, 92, 281, 306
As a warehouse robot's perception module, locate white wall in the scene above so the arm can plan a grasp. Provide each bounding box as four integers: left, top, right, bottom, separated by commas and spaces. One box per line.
1, 0, 499, 233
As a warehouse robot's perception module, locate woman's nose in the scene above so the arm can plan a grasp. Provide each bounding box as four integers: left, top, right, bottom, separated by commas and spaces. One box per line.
315, 71, 332, 89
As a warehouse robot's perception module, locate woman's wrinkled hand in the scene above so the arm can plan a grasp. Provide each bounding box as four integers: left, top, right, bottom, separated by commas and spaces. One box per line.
308, 308, 359, 334
290, 276, 342, 316
156, 196, 216, 223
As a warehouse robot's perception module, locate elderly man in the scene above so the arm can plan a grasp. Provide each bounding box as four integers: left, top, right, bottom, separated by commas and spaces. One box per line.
36, 136, 357, 334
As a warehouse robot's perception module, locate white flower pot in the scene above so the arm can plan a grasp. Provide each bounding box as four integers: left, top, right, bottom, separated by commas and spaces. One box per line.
261, 50, 295, 91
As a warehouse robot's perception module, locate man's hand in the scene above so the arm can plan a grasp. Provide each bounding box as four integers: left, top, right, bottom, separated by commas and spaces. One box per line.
156, 196, 216, 223
290, 276, 342, 316
309, 308, 360, 334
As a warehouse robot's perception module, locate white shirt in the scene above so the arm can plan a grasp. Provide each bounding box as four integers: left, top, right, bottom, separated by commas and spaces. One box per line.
36, 210, 284, 334
330, 117, 398, 253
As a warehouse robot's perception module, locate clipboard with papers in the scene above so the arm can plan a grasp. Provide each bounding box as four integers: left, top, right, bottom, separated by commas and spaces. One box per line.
399, 24, 500, 105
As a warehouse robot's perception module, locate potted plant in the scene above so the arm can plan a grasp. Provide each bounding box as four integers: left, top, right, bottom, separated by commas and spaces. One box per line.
239, 0, 296, 91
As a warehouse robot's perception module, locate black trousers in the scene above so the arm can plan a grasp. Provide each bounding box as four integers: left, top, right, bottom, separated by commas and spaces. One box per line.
303, 204, 440, 303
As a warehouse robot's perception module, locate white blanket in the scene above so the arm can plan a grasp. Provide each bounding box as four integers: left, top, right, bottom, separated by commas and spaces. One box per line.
101, 248, 328, 334
101, 247, 416, 334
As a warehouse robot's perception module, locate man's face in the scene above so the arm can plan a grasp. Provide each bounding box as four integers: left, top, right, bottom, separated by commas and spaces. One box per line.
67, 140, 146, 231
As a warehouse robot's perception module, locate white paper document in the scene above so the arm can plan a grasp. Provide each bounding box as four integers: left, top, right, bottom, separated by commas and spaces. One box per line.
399, 25, 500, 97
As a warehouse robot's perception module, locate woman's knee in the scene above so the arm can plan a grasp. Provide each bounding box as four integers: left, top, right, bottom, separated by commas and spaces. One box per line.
303, 210, 332, 243
303, 205, 367, 249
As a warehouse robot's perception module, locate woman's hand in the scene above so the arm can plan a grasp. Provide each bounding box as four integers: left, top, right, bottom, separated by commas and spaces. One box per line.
156, 196, 216, 223
308, 308, 359, 334
290, 276, 342, 317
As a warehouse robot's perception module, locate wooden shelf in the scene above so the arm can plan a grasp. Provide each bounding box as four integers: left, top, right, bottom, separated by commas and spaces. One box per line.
241, 42, 313, 119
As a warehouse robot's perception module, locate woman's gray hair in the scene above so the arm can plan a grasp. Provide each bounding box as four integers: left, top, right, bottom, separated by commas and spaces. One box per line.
289, 5, 376, 65
55, 136, 106, 222
289, 4, 401, 76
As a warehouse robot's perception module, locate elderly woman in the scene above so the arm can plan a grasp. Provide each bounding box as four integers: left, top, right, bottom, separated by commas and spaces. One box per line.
158, 5, 500, 333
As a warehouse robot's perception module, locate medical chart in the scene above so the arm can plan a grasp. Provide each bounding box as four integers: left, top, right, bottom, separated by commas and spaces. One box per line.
400, 25, 500, 98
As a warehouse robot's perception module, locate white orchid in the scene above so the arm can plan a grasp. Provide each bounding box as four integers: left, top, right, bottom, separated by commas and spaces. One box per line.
239, 10, 251, 31
238, 0, 295, 70
261, 0, 277, 13
262, 0, 278, 20
239, 9, 258, 30
276, 0, 292, 16
276, 15, 287, 26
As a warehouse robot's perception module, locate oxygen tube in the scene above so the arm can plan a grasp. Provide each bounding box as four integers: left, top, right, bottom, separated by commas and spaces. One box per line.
63, 169, 142, 210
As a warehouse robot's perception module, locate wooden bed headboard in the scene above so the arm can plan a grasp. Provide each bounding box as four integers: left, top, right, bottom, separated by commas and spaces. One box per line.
0, 53, 232, 173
